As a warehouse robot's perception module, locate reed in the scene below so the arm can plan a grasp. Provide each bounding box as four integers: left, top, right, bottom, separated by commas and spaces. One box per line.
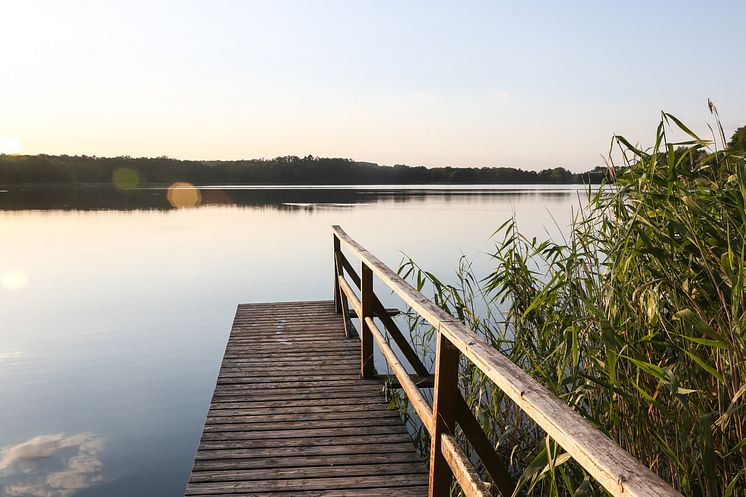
394, 110, 745, 496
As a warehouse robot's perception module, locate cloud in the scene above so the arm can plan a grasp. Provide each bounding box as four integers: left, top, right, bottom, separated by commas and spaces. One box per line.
3, 483, 55, 497
0, 433, 105, 497
491, 89, 511, 99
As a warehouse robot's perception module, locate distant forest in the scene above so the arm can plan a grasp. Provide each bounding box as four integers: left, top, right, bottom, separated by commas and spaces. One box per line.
0, 154, 610, 187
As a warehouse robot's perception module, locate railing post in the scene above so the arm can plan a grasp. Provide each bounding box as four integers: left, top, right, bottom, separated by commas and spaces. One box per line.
360, 262, 374, 378
333, 234, 341, 313
429, 331, 459, 497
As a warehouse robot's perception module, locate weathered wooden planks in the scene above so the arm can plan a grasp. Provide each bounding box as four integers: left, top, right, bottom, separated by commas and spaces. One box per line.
185, 300, 427, 497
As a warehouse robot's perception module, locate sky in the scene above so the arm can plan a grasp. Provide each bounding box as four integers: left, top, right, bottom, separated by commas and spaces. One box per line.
1, 0, 745, 171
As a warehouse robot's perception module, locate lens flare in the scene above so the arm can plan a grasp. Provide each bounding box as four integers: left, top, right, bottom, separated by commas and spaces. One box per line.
0, 137, 23, 155
167, 182, 201, 208
112, 168, 140, 190
1, 270, 28, 290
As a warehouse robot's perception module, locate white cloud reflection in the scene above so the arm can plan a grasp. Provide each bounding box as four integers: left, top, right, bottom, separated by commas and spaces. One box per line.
0, 433, 105, 497
0, 351, 22, 363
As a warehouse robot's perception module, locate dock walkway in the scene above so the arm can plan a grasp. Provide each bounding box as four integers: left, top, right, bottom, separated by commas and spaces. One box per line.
184, 225, 683, 497
184, 300, 428, 496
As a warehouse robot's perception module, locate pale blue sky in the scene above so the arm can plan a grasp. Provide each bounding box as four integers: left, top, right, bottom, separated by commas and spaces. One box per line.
1, 0, 744, 170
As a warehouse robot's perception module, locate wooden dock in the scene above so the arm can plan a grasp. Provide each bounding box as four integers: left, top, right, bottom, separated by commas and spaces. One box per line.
184, 300, 428, 496
184, 225, 682, 497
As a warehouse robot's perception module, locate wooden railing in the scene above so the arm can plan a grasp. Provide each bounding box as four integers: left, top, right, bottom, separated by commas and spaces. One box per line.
332, 225, 682, 497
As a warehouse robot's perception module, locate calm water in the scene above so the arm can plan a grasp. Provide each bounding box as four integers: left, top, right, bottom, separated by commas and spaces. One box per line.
0, 185, 586, 497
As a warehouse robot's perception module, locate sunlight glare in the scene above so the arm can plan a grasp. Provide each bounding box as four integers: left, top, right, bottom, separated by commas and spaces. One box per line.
1, 270, 28, 290
0, 137, 23, 155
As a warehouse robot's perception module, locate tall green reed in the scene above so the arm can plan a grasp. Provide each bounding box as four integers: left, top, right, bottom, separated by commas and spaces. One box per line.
394, 110, 745, 496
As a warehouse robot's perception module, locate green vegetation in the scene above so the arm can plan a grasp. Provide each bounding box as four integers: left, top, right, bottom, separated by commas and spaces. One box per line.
395, 114, 746, 496
0, 154, 609, 187
729, 126, 746, 152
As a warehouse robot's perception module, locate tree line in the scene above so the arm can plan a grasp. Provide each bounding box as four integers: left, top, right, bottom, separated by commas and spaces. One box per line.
0, 154, 610, 186
2, 123, 743, 187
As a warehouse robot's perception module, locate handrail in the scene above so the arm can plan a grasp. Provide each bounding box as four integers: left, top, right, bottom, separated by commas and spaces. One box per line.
332, 225, 682, 497
334, 245, 514, 495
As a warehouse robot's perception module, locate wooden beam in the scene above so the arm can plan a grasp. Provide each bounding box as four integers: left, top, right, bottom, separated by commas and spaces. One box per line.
365, 317, 434, 434
360, 263, 375, 378
339, 249, 428, 377
339, 249, 361, 288
429, 333, 460, 497
338, 275, 361, 319
374, 377, 516, 495
333, 235, 341, 313
441, 432, 491, 497
373, 300, 430, 377
334, 250, 351, 338
373, 373, 434, 389
346, 307, 400, 319
456, 394, 515, 497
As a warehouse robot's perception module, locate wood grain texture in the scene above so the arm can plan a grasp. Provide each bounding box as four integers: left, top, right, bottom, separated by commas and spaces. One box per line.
184, 300, 427, 496
360, 263, 374, 378
441, 433, 490, 497
428, 334, 460, 497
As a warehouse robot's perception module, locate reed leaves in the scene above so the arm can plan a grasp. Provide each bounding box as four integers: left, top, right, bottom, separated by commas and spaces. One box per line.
398, 111, 745, 496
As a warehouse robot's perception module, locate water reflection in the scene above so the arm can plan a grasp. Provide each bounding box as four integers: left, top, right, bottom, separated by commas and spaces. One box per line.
0, 433, 105, 497
0, 351, 23, 364
0, 185, 584, 496
0, 185, 585, 212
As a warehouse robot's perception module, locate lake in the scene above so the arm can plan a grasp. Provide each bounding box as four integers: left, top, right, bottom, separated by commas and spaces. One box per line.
0, 185, 587, 497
